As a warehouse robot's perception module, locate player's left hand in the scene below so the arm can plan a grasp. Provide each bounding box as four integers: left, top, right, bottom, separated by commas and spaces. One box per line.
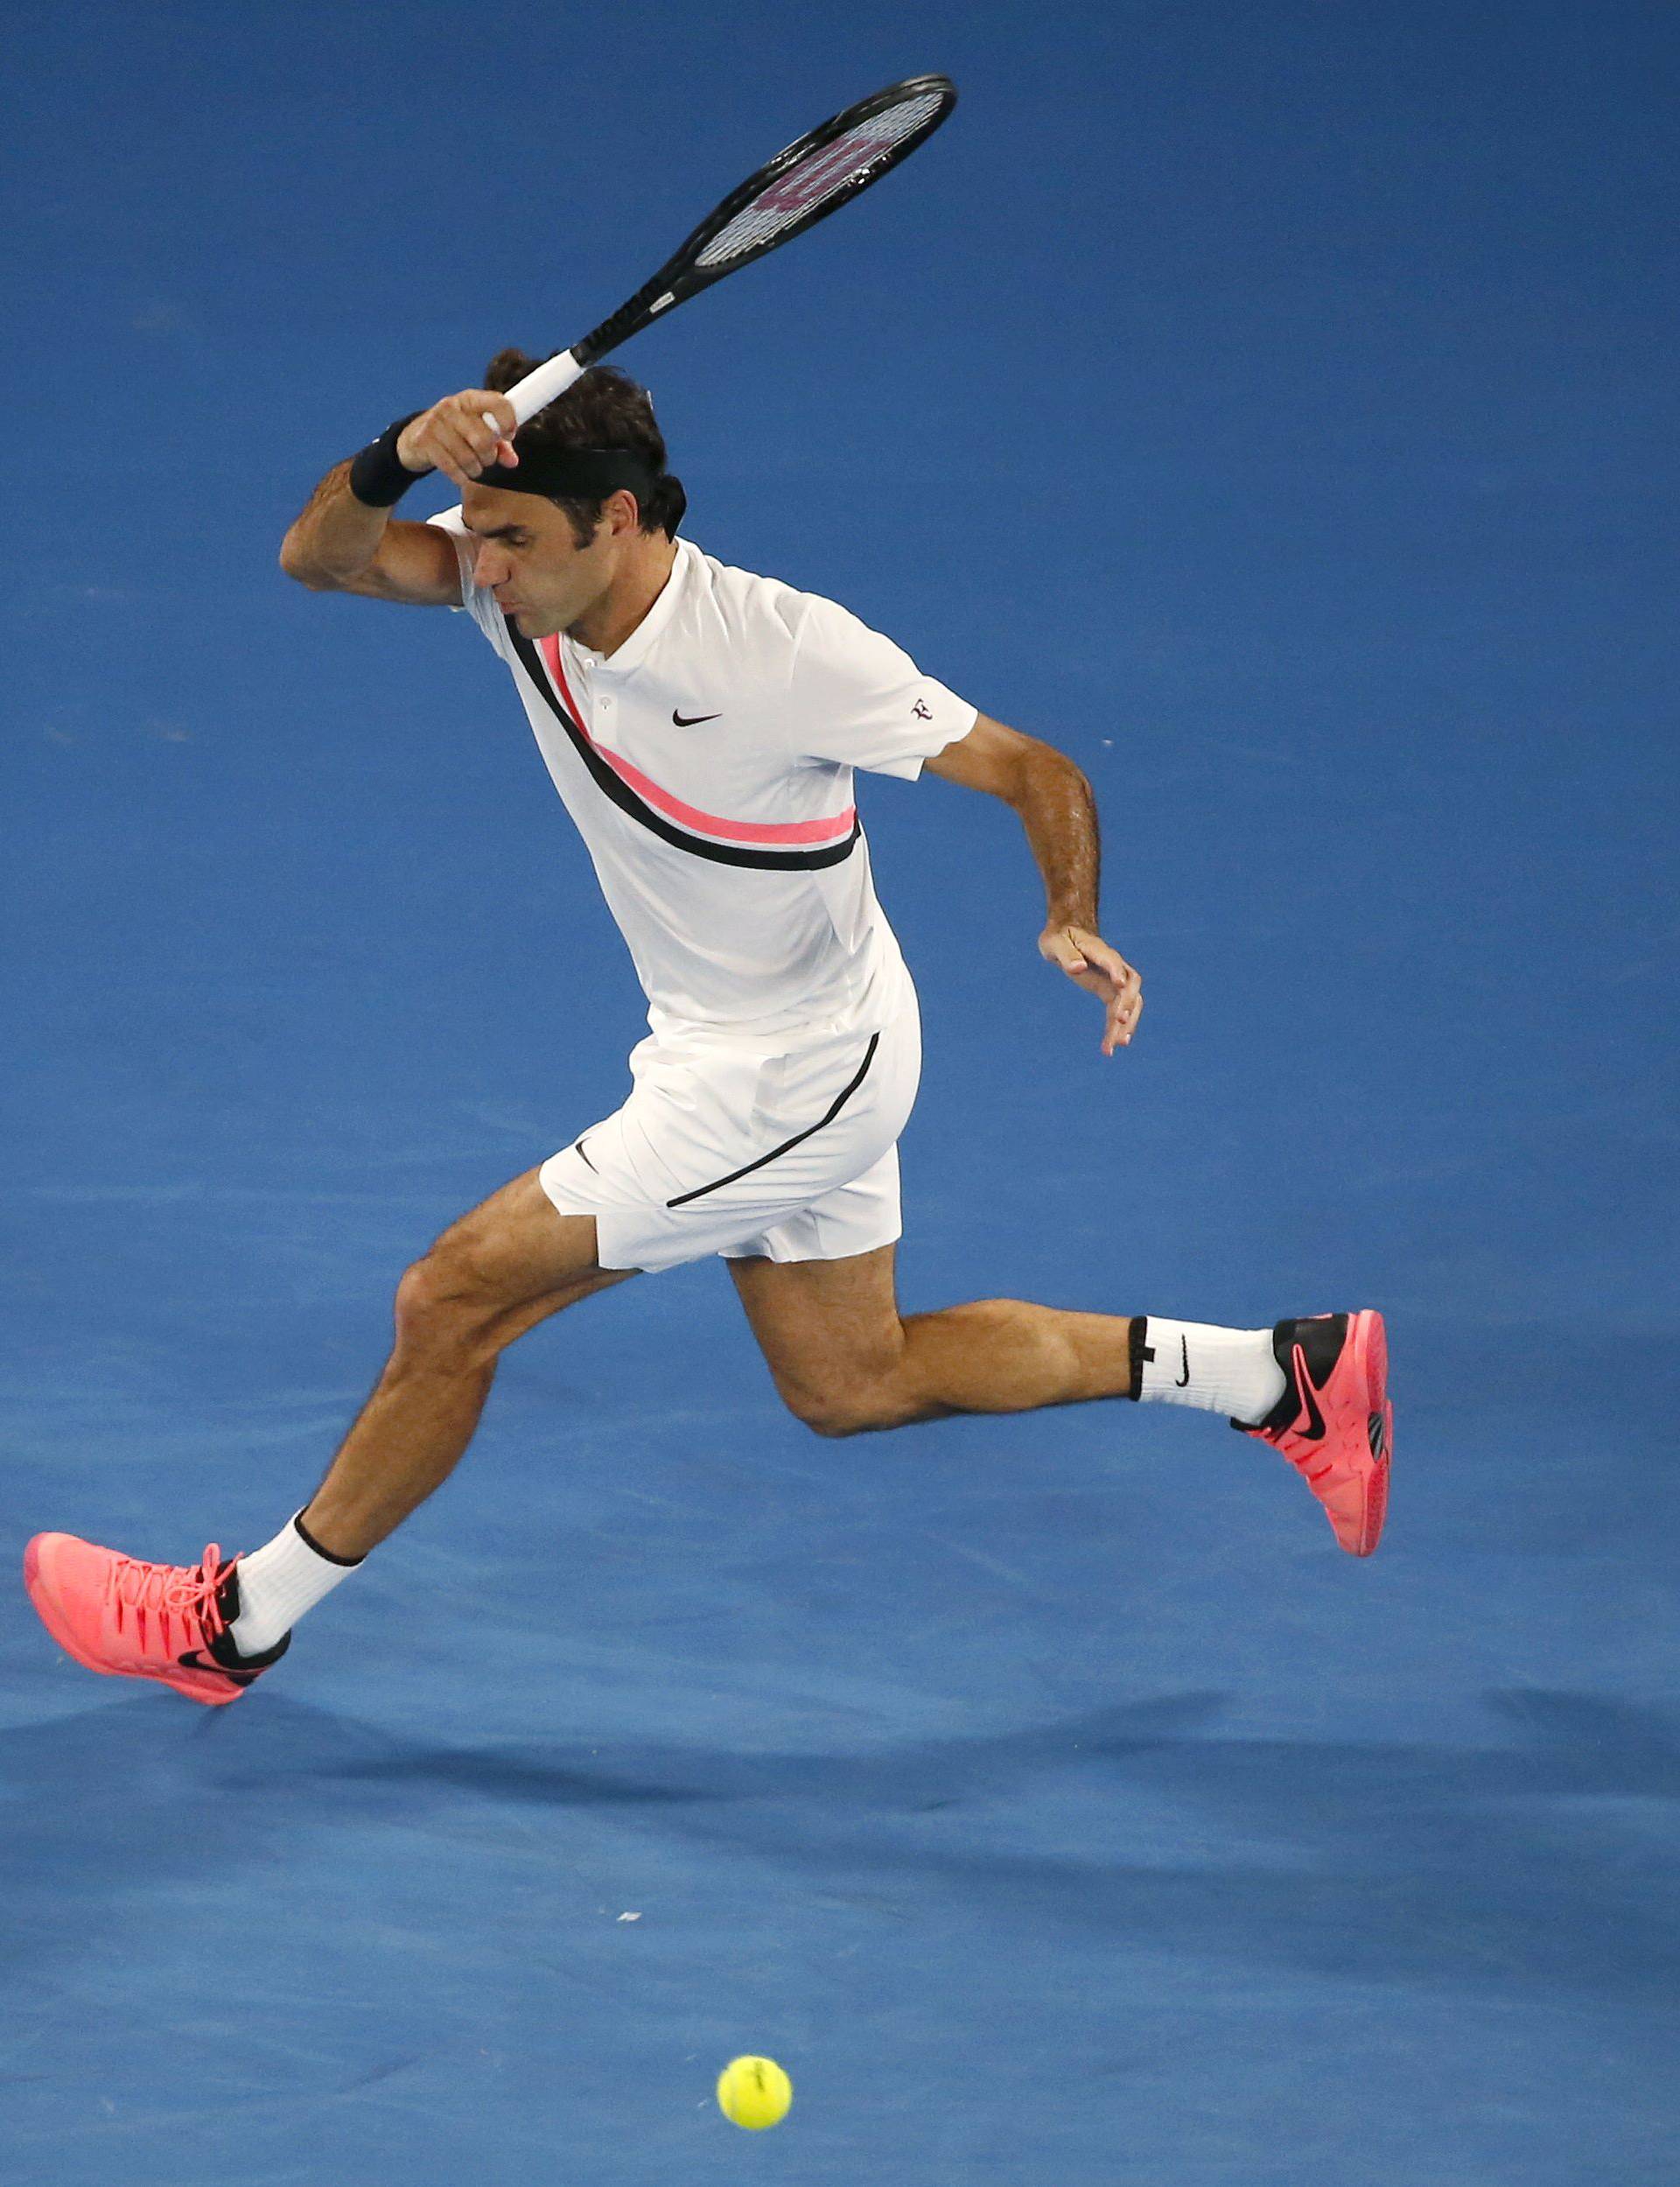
1039, 923, 1143, 1055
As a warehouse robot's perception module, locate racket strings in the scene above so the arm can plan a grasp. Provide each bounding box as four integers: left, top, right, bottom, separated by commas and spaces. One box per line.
695, 91, 947, 269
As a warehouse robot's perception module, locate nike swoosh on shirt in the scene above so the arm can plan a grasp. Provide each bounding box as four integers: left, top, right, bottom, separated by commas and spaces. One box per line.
672, 709, 721, 726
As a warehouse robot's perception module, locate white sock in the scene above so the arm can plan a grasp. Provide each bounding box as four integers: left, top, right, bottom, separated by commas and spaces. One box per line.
1134, 1316, 1287, 1425
229, 1511, 361, 1656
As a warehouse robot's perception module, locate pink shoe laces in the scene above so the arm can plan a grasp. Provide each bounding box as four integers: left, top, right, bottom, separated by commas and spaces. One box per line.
105, 1545, 234, 1655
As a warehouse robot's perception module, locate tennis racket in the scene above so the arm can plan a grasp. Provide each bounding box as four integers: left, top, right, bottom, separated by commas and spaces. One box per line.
488, 74, 957, 433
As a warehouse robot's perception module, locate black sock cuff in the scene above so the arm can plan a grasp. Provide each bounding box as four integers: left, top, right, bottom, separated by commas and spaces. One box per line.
1126, 1315, 1152, 1401
292, 1510, 366, 1567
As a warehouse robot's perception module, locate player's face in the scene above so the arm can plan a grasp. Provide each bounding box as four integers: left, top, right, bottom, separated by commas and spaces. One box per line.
458, 485, 632, 639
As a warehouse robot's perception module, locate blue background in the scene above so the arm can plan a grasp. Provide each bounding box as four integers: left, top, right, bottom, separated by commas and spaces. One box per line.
4, 4, 1677, 2182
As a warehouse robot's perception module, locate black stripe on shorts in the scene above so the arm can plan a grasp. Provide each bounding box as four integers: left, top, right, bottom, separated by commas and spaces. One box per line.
666, 1034, 881, 1208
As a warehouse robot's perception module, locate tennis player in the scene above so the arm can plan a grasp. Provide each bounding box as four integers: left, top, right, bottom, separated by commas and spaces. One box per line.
24, 361, 1392, 1704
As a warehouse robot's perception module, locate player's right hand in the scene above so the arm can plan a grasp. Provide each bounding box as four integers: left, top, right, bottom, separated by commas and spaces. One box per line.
1039, 922, 1144, 1055
396, 392, 519, 488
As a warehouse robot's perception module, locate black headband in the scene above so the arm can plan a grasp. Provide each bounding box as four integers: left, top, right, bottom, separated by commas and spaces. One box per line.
476, 444, 659, 503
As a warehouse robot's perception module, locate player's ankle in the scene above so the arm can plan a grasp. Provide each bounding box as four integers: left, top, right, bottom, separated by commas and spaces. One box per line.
228, 1510, 364, 1655
294, 1507, 368, 1566
1128, 1316, 1286, 1424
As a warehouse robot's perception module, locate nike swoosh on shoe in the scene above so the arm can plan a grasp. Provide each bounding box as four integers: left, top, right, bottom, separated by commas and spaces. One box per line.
1289, 1348, 1327, 1440
175, 1649, 264, 1685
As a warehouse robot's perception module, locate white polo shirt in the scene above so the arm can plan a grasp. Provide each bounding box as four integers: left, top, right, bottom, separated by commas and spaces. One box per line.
430, 515, 976, 1045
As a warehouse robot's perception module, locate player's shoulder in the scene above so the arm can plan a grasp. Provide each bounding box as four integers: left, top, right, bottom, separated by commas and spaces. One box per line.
681, 541, 871, 669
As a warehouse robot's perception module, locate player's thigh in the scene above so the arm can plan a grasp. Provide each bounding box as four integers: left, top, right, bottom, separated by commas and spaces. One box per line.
727, 1242, 906, 1415
417, 1167, 634, 1333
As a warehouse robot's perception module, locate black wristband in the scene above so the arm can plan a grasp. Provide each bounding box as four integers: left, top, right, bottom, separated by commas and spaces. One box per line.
347, 411, 426, 508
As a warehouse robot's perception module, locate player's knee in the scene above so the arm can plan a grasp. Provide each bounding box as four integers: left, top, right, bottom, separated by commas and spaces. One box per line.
393, 1248, 504, 1360
783, 1378, 907, 1439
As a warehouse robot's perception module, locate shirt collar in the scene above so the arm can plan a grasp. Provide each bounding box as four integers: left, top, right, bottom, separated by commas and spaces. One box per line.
571, 536, 695, 677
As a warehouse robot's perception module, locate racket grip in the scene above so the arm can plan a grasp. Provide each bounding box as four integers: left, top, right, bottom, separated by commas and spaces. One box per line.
486, 349, 585, 437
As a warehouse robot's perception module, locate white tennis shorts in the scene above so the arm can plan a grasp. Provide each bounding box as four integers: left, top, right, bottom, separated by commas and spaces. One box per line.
538, 991, 921, 1273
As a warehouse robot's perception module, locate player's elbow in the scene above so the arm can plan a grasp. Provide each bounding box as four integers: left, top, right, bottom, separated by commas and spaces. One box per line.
279, 530, 329, 589
1010, 740, 1088, 812
279, 523, 355, 591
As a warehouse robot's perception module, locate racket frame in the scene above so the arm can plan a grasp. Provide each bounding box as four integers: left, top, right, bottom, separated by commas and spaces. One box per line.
496, 74, 956, 431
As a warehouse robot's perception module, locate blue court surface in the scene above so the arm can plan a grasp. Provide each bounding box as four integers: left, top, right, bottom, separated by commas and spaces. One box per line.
4, 4, 1677, 2182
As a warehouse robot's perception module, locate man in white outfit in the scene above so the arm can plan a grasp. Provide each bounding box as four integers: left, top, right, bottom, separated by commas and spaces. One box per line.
23, 360, 1391, 1707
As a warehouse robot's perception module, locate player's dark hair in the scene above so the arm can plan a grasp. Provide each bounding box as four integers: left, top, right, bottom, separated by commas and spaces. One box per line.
483, 354, 686, 545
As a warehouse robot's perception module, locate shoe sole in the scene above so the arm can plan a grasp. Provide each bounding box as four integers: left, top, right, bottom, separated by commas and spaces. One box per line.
1341, 1309, 1392, 1557
23, 1534, 244, 1707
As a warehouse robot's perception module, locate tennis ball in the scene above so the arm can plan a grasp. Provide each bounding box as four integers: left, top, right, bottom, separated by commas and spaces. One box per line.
716, 2054, 793, 2130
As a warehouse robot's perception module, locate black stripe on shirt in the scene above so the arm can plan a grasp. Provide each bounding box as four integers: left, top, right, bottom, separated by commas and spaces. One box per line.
506, 627, 861, 873
667, 1034, 881, 1208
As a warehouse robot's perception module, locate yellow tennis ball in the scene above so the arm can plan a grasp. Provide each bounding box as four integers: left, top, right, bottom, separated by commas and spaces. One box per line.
716, 2054, 793, 2130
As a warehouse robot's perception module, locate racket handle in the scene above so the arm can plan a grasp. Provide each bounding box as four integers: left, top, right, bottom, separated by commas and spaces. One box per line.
485, 348, 585, 437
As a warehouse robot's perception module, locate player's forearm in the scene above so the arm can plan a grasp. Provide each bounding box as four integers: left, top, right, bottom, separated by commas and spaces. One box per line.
1011, 749, 1101, 929
279, 461, 393, 587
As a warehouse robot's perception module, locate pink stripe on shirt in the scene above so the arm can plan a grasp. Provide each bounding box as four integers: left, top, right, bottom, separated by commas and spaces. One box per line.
539, 634, 857, 847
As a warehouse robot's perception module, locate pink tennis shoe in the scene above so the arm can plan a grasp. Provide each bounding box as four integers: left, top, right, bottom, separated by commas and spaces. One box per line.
23, 1534, 288, 1705
1238, 1311, 1392, 1555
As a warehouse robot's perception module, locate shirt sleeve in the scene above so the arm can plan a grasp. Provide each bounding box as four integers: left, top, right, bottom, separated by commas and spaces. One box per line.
426, 506, 514, 661
786, 592, 978, 781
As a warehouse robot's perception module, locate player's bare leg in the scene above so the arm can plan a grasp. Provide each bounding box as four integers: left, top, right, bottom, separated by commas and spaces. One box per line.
302, 1172, 632, 1561
728, 1244, 1130, 1431
728, 1244, 1390, 1554
24, 1171, 634, 1702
